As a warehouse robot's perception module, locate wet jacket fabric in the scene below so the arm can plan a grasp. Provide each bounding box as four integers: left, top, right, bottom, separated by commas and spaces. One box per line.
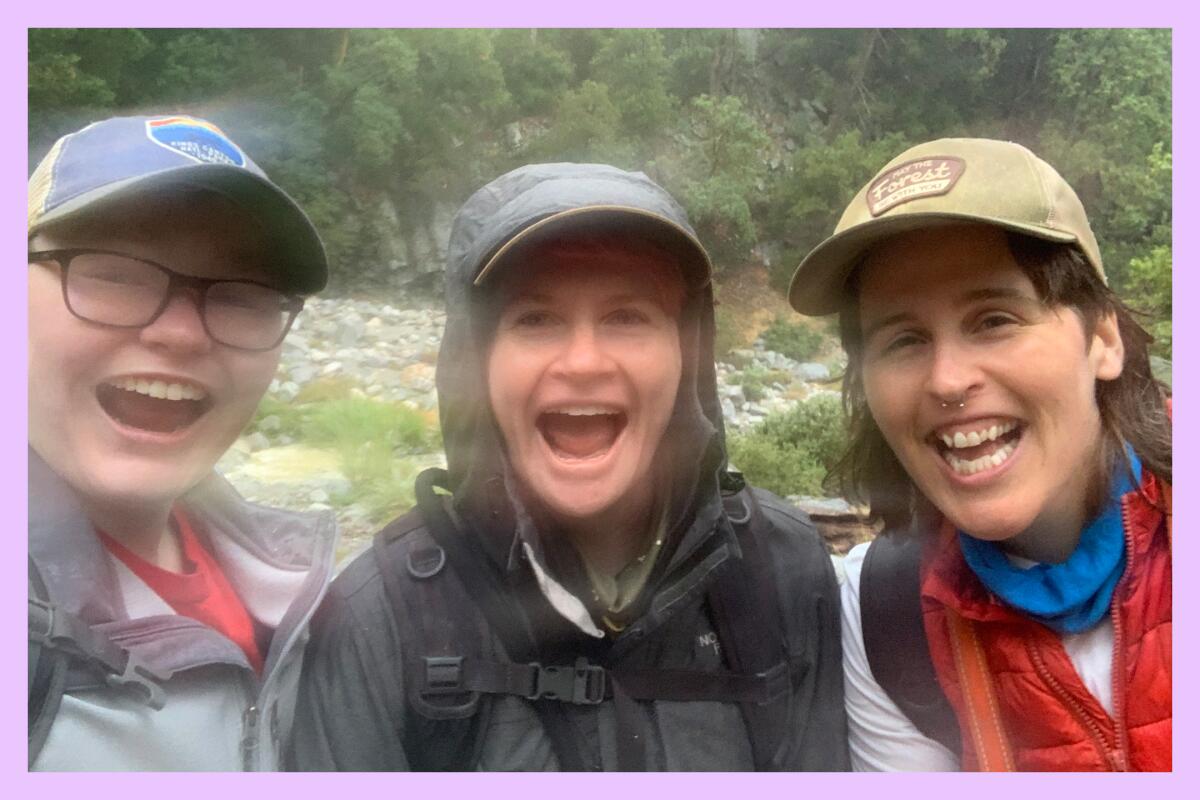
288, 163, 848, 771
920, 471, 1171, 771
29, 450, 338, 771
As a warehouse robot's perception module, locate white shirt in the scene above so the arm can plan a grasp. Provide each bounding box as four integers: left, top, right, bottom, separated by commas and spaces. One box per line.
839, 541, 1115, 771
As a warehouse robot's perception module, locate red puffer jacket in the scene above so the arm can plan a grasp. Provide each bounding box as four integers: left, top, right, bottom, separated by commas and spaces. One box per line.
919, 471, 1171, 771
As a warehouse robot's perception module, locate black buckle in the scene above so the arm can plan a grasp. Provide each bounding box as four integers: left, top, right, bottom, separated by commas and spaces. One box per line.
528, 658, 606, 704
424, 656, 464, 692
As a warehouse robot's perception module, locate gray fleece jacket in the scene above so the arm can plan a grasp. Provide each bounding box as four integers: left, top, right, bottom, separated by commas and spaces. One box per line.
29, 450, 337, 771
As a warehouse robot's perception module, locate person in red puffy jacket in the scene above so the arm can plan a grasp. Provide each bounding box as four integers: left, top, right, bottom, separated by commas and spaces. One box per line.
788, 137, 1171, 771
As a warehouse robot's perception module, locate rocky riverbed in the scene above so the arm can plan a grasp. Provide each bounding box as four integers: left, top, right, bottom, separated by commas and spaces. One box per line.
218, 295, 869, 562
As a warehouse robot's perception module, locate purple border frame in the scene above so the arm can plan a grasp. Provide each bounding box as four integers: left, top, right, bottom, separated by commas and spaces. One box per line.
8, 3, 1193, 796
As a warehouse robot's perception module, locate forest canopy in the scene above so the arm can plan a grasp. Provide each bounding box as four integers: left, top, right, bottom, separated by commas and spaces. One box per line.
28, 28, 1172, 356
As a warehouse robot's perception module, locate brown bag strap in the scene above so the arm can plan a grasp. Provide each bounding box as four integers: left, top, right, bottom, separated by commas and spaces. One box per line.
945, 610, 1015, 771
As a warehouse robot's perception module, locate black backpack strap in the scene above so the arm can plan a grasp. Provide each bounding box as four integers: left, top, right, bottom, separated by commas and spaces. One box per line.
28, 557, 169, 767
706, 487, 791, 770
373, 508, 490, 771
29, 557, 67, 767
401, 468, 594, 770
378, 470, 798, 770
859, 532, 960, 753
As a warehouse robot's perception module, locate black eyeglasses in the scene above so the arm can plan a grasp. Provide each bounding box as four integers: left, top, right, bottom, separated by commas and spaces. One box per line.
29, 249, 305, 351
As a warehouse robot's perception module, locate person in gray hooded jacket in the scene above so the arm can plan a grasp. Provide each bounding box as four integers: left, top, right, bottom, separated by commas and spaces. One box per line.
288, 163, 847, 771
27, 115, 337, 770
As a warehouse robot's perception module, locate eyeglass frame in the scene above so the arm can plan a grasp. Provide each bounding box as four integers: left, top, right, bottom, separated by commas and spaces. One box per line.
28, 248, 306, 351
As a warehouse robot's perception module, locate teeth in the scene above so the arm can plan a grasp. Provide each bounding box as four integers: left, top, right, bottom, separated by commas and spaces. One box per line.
945, 441, 1017, 476
547, 406, 617, 416
941, 421, 1017, 450
111, 378, 207, 401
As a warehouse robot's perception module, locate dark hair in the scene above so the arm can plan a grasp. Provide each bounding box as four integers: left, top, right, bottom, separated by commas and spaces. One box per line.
832, 232, 1172, 532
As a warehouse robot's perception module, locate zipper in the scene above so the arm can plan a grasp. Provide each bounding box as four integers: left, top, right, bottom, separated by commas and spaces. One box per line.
1106, 495, 1138, 770
1026, 639, 1124, 770
245, 515, 339, 770
241, 703, 260, 769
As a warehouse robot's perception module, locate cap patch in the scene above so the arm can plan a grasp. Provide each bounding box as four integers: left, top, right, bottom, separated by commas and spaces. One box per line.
867, 156, 965, 217
145, 116, 246, 167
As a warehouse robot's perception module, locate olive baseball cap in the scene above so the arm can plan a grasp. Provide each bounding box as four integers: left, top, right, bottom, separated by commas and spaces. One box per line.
28, 114, 327, 294
787, 137, 1104, 315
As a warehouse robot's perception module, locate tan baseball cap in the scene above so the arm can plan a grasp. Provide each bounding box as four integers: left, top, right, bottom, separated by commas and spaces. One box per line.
787, 137, 1104, 315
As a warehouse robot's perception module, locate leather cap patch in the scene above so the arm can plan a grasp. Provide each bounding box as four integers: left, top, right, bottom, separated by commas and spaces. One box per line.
867, 156, 965, 216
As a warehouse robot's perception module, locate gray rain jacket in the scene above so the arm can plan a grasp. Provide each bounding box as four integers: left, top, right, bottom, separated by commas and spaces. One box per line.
288, 163, 848, 771
29, 450, 337, 771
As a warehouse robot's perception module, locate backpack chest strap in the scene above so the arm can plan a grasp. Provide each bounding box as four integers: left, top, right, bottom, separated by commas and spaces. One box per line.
419, 654, 790, 706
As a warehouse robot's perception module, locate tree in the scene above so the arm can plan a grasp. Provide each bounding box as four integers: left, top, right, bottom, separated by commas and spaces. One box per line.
28, 26, 1170, 315
493, 30, 574, 117
672, 95, 771, 263
533, 80, 631, 165
1125, 245, 1172, 359
590, 30, 677, 140
763, 129, 908, 291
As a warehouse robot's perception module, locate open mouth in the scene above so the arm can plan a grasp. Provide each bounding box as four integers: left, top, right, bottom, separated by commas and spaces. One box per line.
96, 378, 213, 434
537, 406, 627, 460
933, 420, 1023, 477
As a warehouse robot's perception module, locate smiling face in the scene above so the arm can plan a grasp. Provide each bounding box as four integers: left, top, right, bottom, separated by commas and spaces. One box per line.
28, 190, 283, 520
486, 242, 685, 534
856, 225, 1124, 556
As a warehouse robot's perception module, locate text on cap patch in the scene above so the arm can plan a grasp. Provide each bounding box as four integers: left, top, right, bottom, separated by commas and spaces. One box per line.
145, 116, 246, 168
867, 156, 965, 216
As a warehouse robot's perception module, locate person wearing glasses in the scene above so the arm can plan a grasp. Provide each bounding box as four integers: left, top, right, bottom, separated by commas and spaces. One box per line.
27, 115, 337, 770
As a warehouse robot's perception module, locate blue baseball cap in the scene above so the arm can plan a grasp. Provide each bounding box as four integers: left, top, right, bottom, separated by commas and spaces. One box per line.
28, 114, 327, 294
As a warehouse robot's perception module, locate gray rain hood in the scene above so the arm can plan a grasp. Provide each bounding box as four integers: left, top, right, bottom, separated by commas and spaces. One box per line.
434, 162, 734, 605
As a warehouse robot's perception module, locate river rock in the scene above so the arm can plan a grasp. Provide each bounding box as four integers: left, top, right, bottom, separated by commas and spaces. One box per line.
793, 362, 830, 382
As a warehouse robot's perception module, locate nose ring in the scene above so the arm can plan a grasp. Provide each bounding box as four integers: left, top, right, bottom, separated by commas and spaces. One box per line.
939, 398, 967, 410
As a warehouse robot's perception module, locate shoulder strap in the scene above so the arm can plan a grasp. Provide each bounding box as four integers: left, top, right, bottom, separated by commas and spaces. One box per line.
945, 610, 1014, 771
28, 557, 67, 767
381, 468, 595, 771
859, 532, 961, 753
706, 488, 791, 770
373, 508, 489, 771
27, 557, 168, 767
379, 471, 798, 770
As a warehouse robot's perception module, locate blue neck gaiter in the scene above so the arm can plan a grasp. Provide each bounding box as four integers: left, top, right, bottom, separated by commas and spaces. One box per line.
958, 449, 1141, 634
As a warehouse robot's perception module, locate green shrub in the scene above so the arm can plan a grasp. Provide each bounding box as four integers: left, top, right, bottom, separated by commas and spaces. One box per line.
739, 365, 768, 402
304, 397, 433, 454
249, 395, 307, 438
1124, 244, 1172, 359
727, 394, 847, 497
293, 376, 360, 404
335, 442, 421, 526
726, 434, 828, 497
302, 396, 437, 524
759, 316, 827, 362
